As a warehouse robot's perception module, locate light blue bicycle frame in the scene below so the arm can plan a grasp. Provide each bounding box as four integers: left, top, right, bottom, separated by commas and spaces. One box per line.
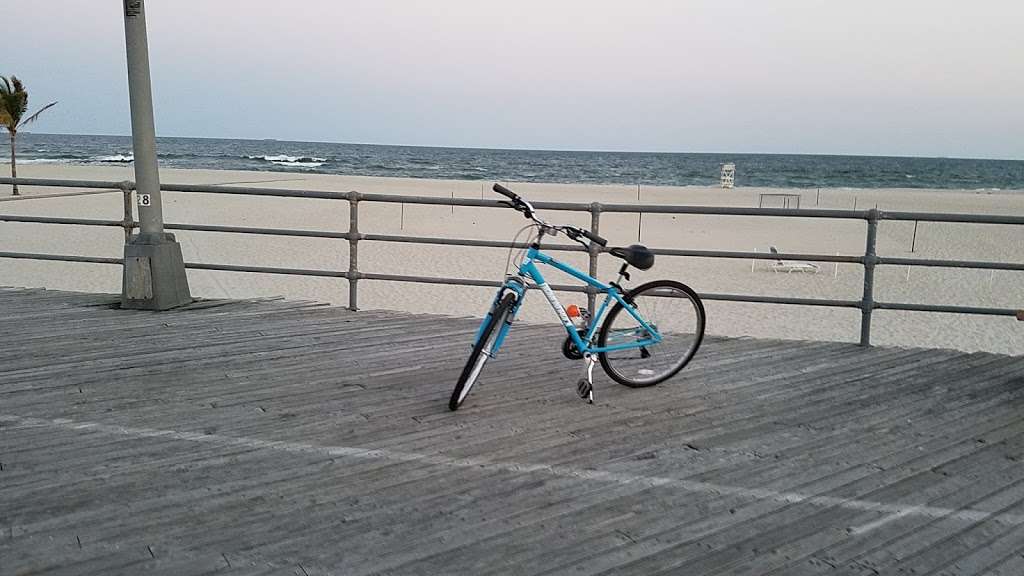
474, 245, 662, 357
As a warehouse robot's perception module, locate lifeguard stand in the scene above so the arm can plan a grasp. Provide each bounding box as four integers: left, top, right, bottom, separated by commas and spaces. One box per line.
720, 163, 736, 188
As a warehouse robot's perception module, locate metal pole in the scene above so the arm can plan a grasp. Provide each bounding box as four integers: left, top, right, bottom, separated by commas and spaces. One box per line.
588, 203, 601, 313
348, 192, 360, 311
859, 209, 879, 346
119, 0, 190, 310
123, 0, 163, 238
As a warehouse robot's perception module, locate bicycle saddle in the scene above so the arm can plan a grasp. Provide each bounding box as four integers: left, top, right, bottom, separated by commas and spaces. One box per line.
609, 244, 655, 270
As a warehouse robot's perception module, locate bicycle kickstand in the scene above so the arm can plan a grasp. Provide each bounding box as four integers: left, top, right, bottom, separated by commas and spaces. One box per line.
576, 354, 596, 404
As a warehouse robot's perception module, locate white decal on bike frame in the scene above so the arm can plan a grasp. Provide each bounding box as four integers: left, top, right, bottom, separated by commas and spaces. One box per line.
538, 282, 572, 327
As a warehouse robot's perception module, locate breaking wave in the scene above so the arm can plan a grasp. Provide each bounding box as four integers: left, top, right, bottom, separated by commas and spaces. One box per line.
270, 160, 324, 168
93, 154, 134, 163
1, 158, 75, 165
246, 154, 327, 164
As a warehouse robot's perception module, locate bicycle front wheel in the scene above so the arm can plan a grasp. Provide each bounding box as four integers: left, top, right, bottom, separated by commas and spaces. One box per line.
598, 280, 705, 388
449, 293, 517, 411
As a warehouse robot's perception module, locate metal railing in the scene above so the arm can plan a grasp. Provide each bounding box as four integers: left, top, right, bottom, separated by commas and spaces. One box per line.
2, 176, 1022, 346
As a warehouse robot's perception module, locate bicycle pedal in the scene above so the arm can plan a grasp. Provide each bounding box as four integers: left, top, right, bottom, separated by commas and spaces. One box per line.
576, 378, 593, 400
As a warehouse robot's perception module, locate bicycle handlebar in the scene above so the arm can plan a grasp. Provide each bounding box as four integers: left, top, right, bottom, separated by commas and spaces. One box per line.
493, 183, 607, 247
493, 183, 518, 201
493, 183, 534, 219
579, 228, 608, 247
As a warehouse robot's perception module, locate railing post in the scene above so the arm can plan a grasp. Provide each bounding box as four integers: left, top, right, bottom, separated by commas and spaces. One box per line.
348, 191, 360, 311
119, 181, 135, 242
860, 209, 879, 346
588, 202, 602, 313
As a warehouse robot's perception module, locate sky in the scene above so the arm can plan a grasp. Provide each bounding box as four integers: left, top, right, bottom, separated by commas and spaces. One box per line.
5, 1, 1023, 159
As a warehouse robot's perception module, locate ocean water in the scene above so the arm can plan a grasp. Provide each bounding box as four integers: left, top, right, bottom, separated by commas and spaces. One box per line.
3, 132, 1023, 191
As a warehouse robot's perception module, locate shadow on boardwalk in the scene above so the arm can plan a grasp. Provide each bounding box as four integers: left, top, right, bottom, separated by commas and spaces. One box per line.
1, 287, 1023, 575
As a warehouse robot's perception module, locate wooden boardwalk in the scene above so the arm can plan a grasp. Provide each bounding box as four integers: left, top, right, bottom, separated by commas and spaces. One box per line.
2, 287, 1023, 576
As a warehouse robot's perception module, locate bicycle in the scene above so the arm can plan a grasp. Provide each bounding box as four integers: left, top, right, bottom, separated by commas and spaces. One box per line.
449, 183, 706, 410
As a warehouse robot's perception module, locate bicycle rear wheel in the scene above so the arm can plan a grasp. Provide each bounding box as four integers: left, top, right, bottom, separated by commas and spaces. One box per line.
598, 280, 705, 388
449, 293, 517, 410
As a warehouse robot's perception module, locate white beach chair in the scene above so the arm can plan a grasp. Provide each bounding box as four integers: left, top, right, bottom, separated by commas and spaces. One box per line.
769, 246, 820, 274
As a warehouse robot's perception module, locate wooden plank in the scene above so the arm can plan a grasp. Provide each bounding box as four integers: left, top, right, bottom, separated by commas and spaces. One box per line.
1, 288, 1022, 576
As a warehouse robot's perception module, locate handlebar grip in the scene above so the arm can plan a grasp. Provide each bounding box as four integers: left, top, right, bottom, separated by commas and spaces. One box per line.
581, 229, 607, 247
492, 183, 519, 201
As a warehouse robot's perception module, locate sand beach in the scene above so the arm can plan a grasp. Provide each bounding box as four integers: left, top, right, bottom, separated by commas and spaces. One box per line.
1, 164, 1021, 355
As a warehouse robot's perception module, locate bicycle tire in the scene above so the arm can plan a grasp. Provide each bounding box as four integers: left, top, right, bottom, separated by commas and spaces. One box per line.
449, 293, 517, 410
598, 280, 705, 388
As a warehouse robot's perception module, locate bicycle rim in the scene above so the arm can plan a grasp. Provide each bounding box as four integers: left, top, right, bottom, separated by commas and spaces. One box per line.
449, 294, 515, 410
598, 280, 705, 387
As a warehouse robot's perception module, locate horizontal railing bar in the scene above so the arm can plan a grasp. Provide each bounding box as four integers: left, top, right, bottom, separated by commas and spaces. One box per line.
167, 222, 352, 239
161, 183, 351, 200
358, 192, 541, 209
879, 211, 1024, 225
362, 235, 860, 262
651, 248, 862, 263
359, 272, 586, 293
581, 203, 867, 218
0, 177, 132, 190
357, 191, 870, 218
183, 262, 350, 278
878, 256, 1024, 272
875, 302, 1021, 316
0, 214, 129, 227
698, 293, 862, 308
362, 234, 586, 253
0, 251, 123, 265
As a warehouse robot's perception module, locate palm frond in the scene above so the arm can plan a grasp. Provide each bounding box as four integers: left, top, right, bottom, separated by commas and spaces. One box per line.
19, 101, 57, 127
0, 75, 28, 129
0, 102, 16, 132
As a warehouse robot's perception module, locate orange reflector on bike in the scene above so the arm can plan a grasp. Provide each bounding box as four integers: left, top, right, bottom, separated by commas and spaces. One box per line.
566, 304, 581, 317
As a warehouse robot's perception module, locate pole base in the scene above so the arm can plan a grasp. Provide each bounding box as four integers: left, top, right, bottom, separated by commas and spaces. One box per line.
121, 233, 192, 310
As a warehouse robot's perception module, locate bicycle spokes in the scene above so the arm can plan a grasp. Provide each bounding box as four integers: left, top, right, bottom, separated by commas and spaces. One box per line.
598, 281, 705, 387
